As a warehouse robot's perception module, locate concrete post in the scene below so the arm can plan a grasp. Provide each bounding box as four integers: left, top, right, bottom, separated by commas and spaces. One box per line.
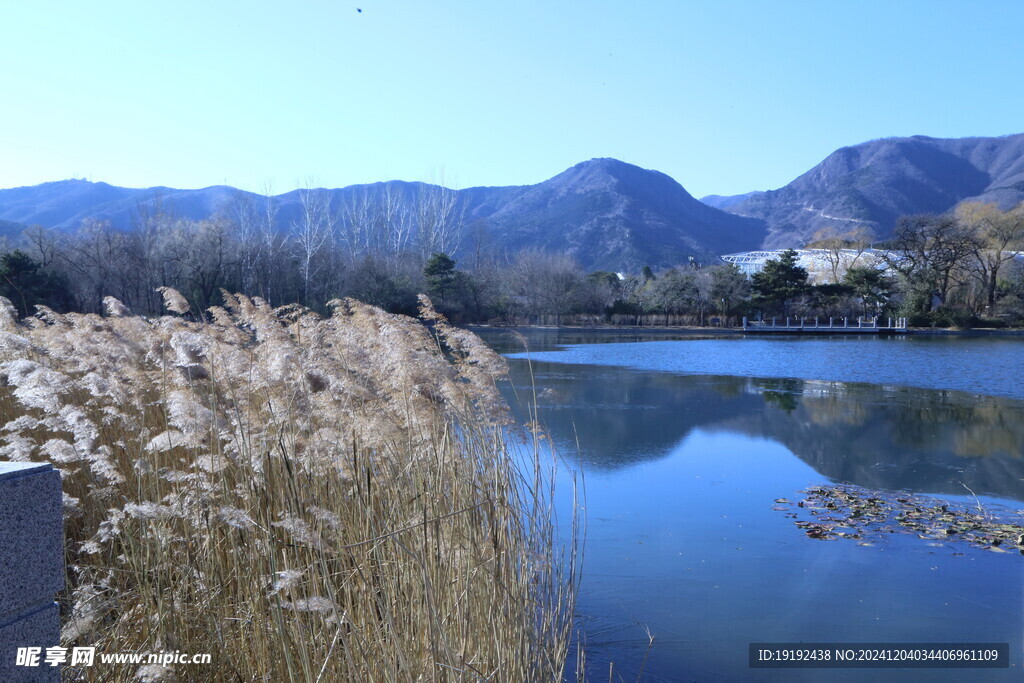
0, 461, 64, 681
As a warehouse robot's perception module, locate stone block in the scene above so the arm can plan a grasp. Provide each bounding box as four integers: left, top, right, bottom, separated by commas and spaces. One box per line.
0, 462, 64, 682
0, 603, 60, 681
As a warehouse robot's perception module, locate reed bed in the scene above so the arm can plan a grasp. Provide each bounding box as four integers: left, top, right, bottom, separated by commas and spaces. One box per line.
0, 290, 577, 681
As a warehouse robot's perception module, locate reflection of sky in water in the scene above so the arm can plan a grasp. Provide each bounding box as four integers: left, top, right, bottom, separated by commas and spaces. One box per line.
556, 429, 1022, 681
477, 330, 1024, 681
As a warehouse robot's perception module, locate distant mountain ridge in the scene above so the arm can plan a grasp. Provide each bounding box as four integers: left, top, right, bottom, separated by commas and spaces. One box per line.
722, 133, 1024, 247
0, 160, 768, 272
0, 179, 246, 235
462, 158, 766, 270
3, 133, 1024, 269
698, 191, 764, 210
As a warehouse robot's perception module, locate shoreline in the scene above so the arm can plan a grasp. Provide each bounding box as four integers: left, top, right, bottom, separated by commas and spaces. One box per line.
468, 323, 1024, 337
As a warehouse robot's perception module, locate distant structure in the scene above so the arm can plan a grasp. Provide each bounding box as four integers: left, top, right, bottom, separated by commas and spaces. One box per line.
723, 249, 1024, 284
721, 249, 885, 283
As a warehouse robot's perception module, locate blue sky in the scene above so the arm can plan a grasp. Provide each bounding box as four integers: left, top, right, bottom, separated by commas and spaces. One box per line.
2, 1, 1023, 198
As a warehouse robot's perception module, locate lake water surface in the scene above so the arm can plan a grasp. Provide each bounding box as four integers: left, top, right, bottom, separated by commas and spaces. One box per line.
475, 328, 1024, 682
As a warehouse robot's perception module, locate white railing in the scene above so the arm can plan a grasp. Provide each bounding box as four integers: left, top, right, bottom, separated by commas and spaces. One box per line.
743, 316, 908, 331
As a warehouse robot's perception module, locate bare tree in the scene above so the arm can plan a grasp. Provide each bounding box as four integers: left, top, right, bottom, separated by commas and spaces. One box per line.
254, 183, 290, 304
382, 183, 415, 257
177, 217, 239, 310
806, 225, 876, 283
956, 201, 1024, 310
506, 250, 585, 323
415, 177, 465, 259
340, 187, 372, 259
22, 225, 60, 268
57, 219, 131, 313
293, 184, 335, 305
884, 214, 981, 311
465, 219, 494, 271
228, 190, 266, 296
340, 183, 414, 261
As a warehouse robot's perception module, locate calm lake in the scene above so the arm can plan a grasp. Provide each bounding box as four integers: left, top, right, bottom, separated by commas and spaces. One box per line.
474, 328, 1024, 682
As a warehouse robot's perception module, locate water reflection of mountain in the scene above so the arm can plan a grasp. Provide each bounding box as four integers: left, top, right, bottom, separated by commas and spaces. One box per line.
502, 360, 1024, 502
503, 360, 762, 469
726, 379, 1024, 501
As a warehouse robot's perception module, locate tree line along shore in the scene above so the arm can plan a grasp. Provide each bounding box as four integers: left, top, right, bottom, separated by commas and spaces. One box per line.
1, 199, 1022, 330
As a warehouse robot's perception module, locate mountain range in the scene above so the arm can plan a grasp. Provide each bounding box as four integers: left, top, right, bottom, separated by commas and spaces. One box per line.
1, 133, 1022, 272
715, 133, 1024, 247
0, 159, 767, 272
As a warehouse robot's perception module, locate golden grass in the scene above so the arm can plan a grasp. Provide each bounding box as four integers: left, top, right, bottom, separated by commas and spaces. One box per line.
0, 291, 578, 681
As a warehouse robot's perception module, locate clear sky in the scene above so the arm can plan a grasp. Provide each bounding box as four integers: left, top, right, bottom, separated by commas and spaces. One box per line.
2, 1, 1023, 198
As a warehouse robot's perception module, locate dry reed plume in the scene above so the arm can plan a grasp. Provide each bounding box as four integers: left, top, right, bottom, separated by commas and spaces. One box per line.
0, 290, 577, 681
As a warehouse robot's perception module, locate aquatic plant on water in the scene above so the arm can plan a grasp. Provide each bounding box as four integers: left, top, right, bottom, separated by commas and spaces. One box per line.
776, 484, 1024, 554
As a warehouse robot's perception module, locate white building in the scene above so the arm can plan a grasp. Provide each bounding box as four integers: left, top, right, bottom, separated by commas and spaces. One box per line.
721, 249, 886, 283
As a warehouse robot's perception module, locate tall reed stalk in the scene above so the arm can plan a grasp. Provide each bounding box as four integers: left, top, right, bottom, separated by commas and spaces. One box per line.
0, 290, 577, 681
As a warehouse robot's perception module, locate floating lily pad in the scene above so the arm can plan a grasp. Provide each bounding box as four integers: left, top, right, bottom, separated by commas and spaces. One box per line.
775, 483, 1024, 556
